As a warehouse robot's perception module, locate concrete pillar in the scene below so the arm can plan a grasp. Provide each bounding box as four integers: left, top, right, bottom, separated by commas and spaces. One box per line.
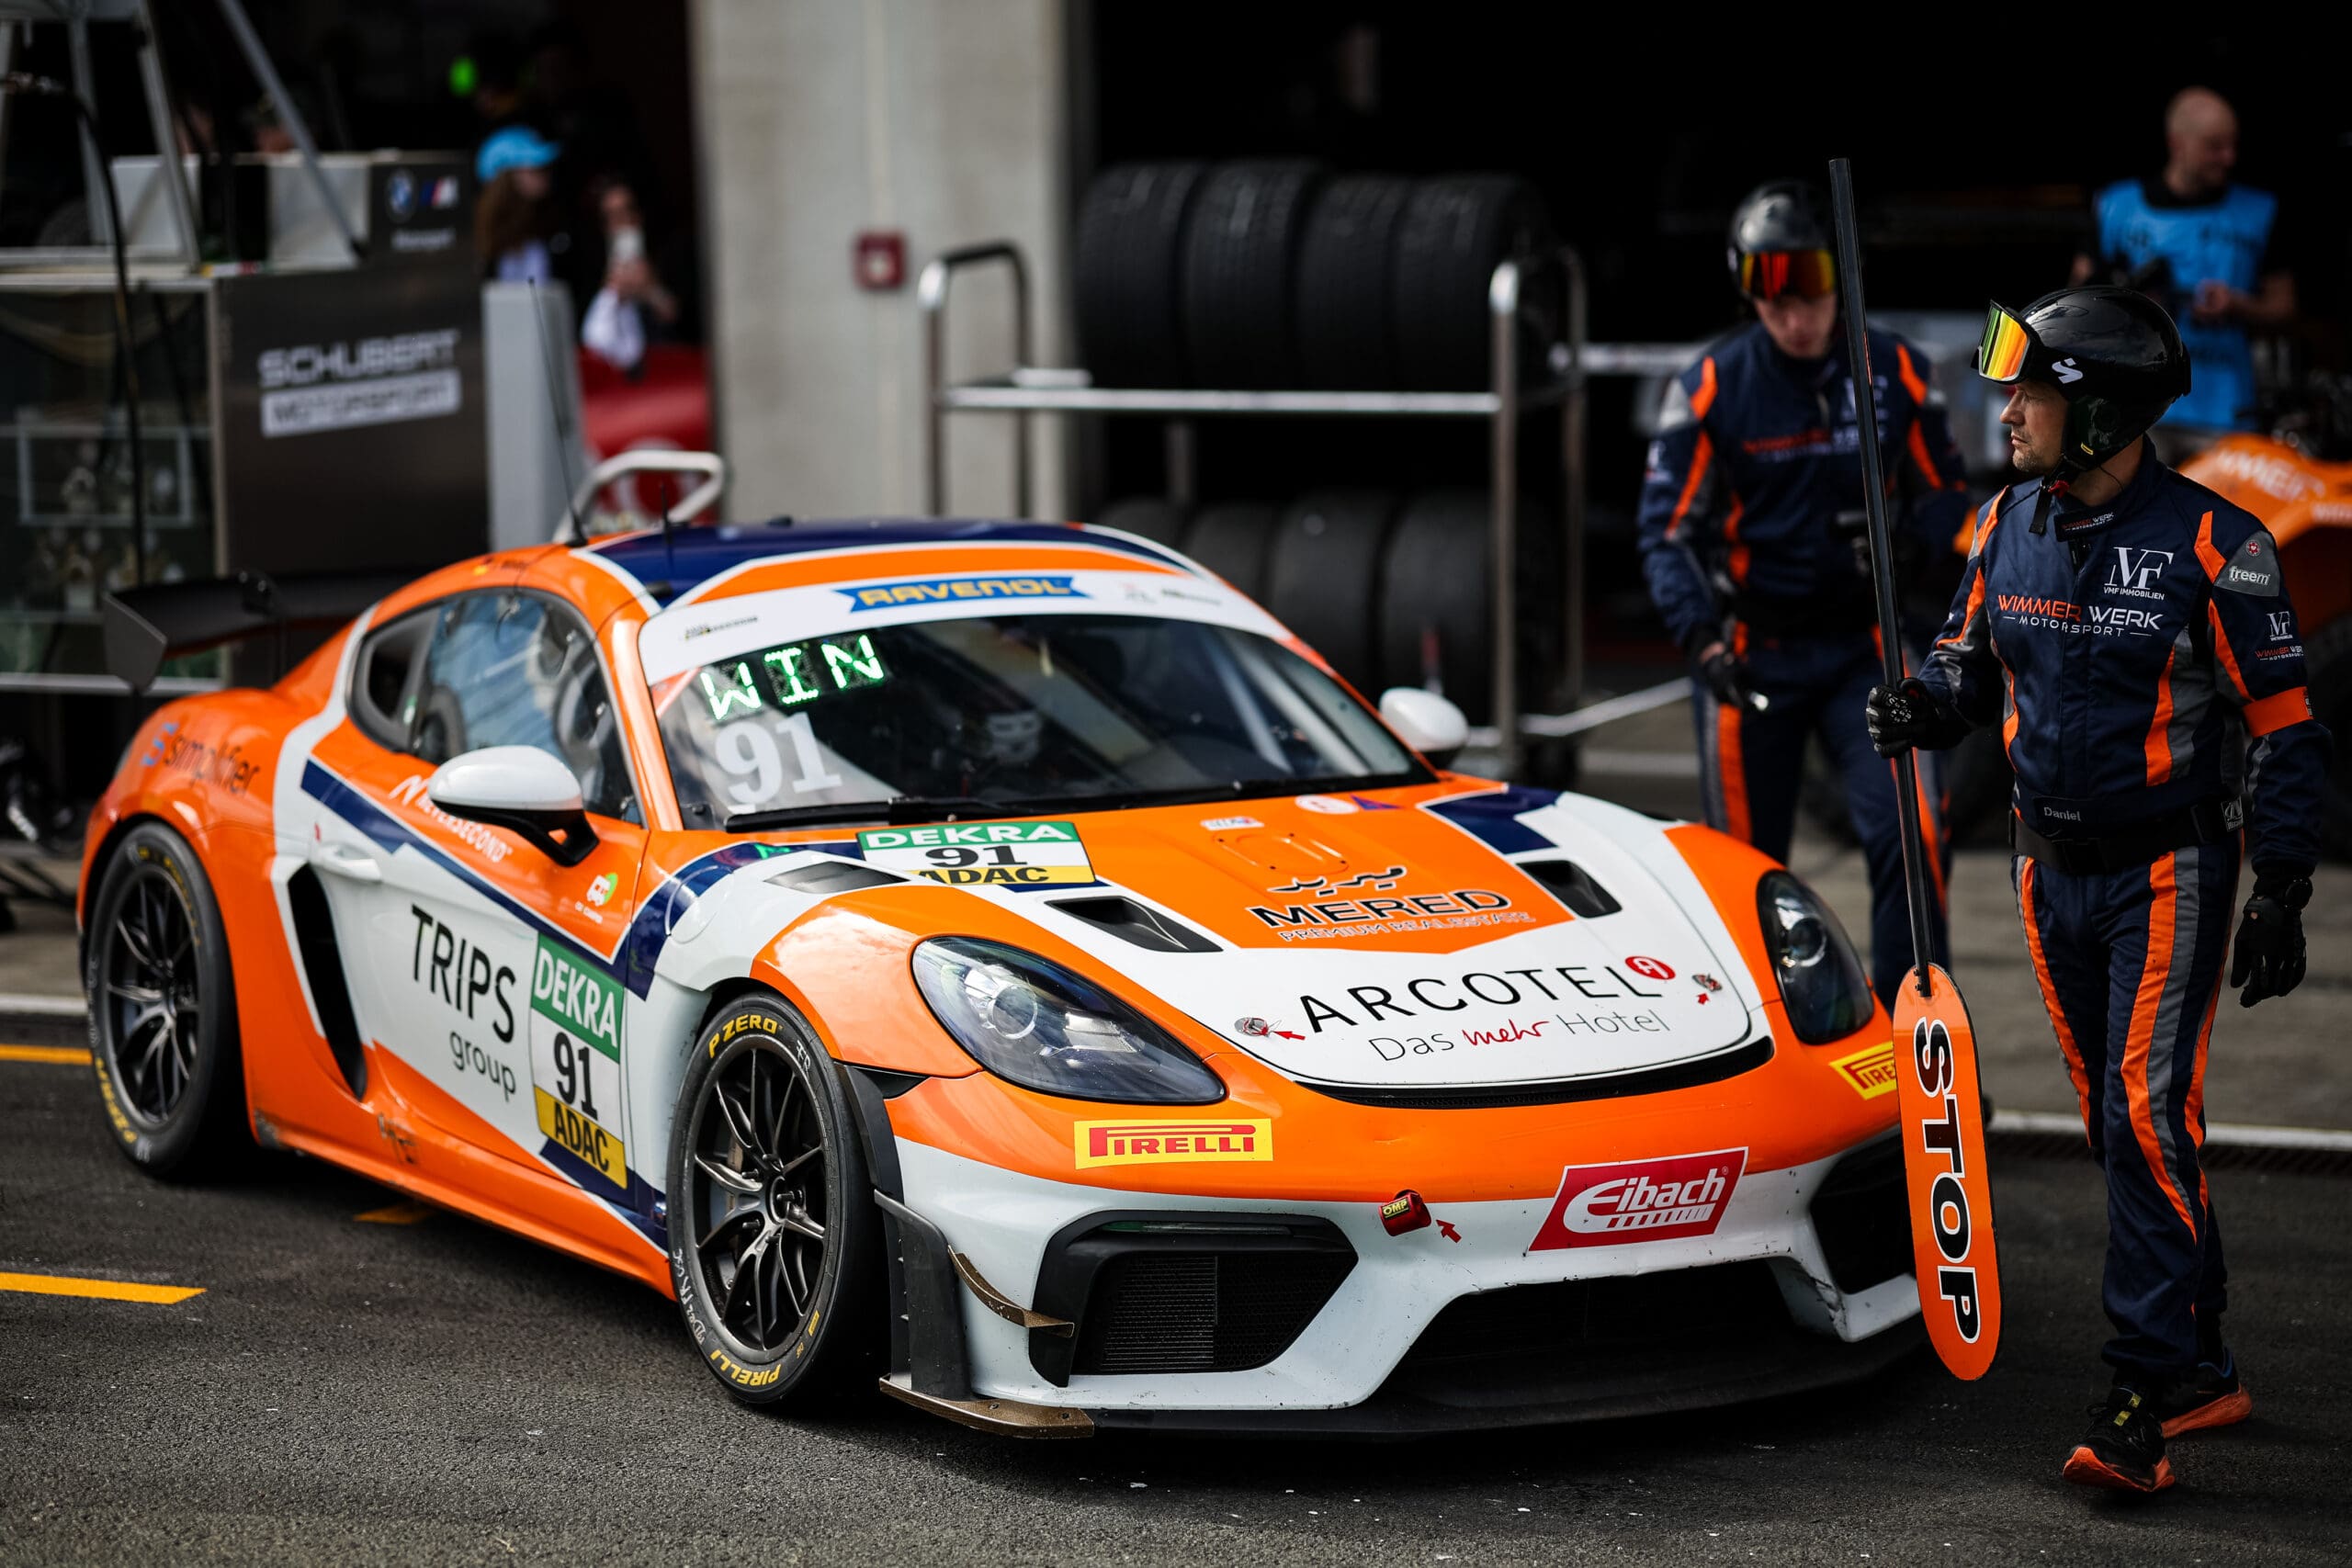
692, 0, 1070, 523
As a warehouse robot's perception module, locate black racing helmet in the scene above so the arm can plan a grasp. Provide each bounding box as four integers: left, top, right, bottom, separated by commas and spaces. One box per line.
1726, 180, 1836, 301
1977, 287, 2190, 473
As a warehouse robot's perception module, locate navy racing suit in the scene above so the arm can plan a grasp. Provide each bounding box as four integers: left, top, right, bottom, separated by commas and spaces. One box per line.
1917, 457, 2330, 1385
1637, 321, 1971, 1003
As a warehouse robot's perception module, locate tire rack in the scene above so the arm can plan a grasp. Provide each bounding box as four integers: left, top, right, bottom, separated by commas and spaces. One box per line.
920, 240, 1605, 780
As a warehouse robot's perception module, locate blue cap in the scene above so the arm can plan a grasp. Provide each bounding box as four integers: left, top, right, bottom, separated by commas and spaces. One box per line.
476, 125, 559, 183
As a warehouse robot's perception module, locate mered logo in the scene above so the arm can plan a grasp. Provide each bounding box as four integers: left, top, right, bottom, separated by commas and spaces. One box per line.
1830, 1040, 1899, 1100
1074, 1119, 1272, 1168
1530, 1148, 1747, 1250
1251, 887, 1510, 931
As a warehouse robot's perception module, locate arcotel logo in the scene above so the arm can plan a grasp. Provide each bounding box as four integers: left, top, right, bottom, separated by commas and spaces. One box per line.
1529, 1148, 1747, 1251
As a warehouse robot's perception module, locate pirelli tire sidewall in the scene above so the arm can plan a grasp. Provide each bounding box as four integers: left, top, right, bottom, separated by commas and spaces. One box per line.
667, 995, 881, 1407
84, 821, 246, 1177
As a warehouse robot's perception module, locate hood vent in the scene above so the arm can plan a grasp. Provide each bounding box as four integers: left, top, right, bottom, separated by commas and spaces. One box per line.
1515, 858, 1621, 918
1052, 895, 1220, 953
769, 858, 902, 896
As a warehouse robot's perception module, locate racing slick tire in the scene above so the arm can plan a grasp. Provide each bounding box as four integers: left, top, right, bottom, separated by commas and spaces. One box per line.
1074, 161, 1207, 388
1094, 494, 1192, 548
1267, 488, 1401, 695
83, 821, 248, 1178
1390, 175, 1549, 390
2305, 614, 2352, 860
1375, 488, 1560, 724
668, 994, 884, 1408
1182, 501, 1280, 603
1182, 160, 1326, 389
1296, 174, 1411, 389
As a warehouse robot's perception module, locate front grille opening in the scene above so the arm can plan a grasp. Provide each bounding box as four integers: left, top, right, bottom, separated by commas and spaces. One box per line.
1809, 1137, 1912, 1293
1516, 858, 1622, 917
1401, 1260, 1787, 1372
1072, 1250, 1352, 1375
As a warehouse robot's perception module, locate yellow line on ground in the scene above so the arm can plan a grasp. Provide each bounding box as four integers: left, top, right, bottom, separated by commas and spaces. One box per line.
0, 1044, 90, 1066
355, 1201, 434, 1225
0, 1270, 204, 1305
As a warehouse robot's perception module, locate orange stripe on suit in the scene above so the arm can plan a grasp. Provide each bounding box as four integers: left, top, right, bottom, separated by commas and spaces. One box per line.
2122, 855, 2199, 1240
2018, 860, 2094, 1141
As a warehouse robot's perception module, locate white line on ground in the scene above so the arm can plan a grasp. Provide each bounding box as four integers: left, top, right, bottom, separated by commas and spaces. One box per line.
0, 993, 87, 1019
1992, 1108, 2352, 1153
1578, 749, 1702, 779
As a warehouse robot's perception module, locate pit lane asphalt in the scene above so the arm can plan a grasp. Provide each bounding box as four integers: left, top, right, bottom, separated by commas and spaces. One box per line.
3, 1015, 2346, 1566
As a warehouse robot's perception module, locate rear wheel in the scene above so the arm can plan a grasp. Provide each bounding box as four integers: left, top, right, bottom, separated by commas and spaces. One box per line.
668, 995, 882, 1407
84, 822, 246, 1177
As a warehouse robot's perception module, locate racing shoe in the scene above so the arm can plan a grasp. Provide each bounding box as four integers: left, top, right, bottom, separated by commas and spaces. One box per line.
2063, 1383, 2175, 1494
2157, 1353, 2253, 1438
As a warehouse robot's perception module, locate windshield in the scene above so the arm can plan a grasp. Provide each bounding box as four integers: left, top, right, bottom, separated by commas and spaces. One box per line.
652, 613, 1424, 827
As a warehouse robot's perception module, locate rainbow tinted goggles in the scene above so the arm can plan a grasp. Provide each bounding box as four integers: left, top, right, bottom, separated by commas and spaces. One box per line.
1736, 248, 1837, 302
1976, 302, 2042, 383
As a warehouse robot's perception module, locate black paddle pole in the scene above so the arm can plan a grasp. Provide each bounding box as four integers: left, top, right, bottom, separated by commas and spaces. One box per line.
1827, 158, 1936, 999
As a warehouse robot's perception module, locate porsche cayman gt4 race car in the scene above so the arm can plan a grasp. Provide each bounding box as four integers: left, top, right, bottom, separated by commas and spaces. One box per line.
80, 515, 1919, 1435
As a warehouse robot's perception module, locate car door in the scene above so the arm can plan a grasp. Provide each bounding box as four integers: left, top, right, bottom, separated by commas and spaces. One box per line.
310, 589, 650, 1202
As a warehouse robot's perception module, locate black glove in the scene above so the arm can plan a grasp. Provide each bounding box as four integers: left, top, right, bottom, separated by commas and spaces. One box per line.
1864, 677, 1970, 757
1691, 641, 1763, 712
2230, 874, 2310, 1008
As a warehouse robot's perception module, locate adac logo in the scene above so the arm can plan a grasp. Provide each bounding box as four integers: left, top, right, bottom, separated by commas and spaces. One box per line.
1529, 1148, 1747, 1250
839, 575, 1083, 612
1073, 1119, 1272, 1169
1829, 1040, 1898, 1100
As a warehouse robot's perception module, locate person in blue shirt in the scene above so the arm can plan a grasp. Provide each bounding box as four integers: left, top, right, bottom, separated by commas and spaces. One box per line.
1870, 287, 2328, 1496
2075, 87, 2296, 436
1636, 180, 1968, 1006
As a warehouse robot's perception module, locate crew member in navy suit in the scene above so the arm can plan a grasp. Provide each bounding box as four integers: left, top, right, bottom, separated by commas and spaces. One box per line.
1869, 286, 2329, 1495
1636, 180, 1968, 1005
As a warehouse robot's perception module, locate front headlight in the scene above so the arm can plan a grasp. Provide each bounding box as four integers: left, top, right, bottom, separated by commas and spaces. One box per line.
910, 937, 1226, 1104
1755, 871, 1873, 1044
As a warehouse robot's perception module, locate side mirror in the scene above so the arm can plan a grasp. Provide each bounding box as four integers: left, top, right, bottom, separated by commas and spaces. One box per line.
1379, 687, 1469, 767
427, 746, 599, 866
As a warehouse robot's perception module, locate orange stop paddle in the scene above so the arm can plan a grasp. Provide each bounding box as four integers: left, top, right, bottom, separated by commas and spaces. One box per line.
1829, 158, 2003, 1378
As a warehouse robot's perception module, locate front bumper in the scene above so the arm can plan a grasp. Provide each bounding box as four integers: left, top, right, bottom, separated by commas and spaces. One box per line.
881, 1129, 1920, 1433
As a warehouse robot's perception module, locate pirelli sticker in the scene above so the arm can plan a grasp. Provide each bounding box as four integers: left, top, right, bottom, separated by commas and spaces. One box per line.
857, 820, 1093, 886
1074, 1119, 1272, 1169
1830, 1040, 1900, 1101
526, 935, 629, 1187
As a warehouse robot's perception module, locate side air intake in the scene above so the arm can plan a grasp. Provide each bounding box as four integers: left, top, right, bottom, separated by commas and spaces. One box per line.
769, 859, 902, 896
1515, 857, 1621, 917
1051, 896, 1219, 953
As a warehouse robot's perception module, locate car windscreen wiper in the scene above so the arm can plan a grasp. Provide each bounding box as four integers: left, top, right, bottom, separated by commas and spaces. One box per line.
725, 795, 1006, 833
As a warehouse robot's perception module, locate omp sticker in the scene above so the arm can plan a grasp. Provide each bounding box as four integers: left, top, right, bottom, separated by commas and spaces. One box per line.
857, 820, 1093, 886
1074, 1119, 1273, 1169
527, 935, 629, 1187
837, 574, 1083, 611
1529, 1148, 1747, 1250
1830, 1040, 1900, 1100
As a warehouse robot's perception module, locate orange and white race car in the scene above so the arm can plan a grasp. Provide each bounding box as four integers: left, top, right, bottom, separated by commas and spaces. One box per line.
81, 516, 1917, 1435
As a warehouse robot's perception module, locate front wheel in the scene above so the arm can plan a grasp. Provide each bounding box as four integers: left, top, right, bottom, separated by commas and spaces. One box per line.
667, 995, 883, 1407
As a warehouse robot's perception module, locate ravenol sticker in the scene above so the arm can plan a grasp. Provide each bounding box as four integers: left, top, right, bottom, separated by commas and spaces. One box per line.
526, 936, 628, 1188
1830, 1040, 1900, 1100
856, 819, 1093, 886
1074, 1119, 1273, 1169
838, 574, 1084, 612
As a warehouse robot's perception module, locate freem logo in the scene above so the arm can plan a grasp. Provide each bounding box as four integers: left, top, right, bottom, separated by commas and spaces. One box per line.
1529, 1148, 1747, 1251
1074, 1120, 1272, 1169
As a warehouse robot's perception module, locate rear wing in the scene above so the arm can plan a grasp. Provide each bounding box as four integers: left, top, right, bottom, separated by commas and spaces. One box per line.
102, 570, 413, 694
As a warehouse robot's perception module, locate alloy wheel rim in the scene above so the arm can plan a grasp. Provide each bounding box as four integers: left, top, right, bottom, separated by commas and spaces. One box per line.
104, 867, 199, 1127
685, 1032, 830, 1359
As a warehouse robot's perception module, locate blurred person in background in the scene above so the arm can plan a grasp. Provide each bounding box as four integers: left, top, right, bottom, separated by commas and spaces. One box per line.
2074, 86, 2295, 445
580, 179, 681, 374
1637, 180, 1969, 1007
474, 126, 563, 284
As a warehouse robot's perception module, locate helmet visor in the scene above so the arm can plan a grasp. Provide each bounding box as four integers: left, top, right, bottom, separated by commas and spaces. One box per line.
1977, 303, 2035, 383
1736, 248, 1836, 302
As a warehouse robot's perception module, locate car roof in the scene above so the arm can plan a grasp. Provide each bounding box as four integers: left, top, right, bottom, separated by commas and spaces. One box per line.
584, 517, 1187, 602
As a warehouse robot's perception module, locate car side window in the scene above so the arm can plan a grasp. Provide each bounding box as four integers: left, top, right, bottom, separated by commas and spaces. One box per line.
348, 606, 437, 751
410, 592, 640, 825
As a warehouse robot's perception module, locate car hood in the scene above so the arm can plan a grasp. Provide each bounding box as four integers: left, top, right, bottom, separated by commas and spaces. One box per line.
859, 784, 1758, 1090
